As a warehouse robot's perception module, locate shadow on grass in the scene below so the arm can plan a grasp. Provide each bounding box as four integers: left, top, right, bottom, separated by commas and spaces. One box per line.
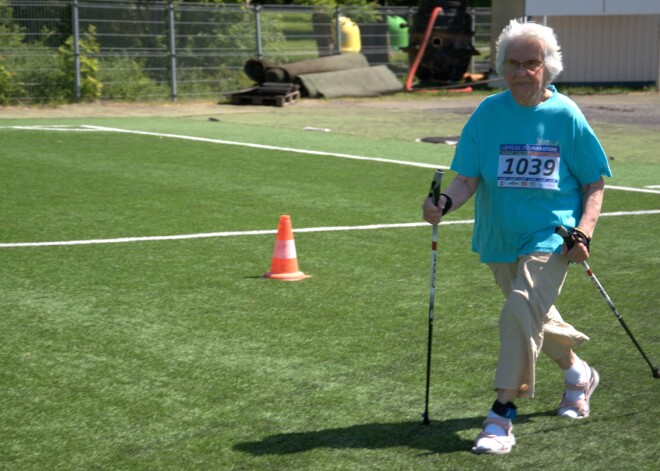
233, 412, 553, 456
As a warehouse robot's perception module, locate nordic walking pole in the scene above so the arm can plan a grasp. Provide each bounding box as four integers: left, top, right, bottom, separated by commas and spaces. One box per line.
423, 169, 444, 425
555, 225, 659, 379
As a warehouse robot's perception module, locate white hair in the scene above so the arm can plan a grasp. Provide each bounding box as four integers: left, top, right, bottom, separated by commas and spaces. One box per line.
495, 18, 563, 85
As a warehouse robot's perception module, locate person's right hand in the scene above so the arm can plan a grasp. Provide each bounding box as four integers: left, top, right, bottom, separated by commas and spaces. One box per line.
422, 196, 443, 225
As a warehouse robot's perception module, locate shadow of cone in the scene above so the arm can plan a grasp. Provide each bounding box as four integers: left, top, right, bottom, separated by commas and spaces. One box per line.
264, 215, 310, 281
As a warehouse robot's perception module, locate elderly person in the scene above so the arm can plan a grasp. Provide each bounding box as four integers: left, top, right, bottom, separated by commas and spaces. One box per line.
422, 19, 612, 455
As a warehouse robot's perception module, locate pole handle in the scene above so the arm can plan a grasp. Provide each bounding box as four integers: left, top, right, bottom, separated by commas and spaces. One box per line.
428, 169, 444, 206
555, 225, 575, 250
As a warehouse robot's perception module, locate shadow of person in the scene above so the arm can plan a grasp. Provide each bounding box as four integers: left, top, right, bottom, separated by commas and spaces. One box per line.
233, 411, 552, 456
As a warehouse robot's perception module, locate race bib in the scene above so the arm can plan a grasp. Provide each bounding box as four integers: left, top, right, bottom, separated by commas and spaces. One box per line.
497, 144, 560, 190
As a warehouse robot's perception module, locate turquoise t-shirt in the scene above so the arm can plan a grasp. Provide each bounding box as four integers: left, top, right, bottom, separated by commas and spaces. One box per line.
450, 86, 612, 263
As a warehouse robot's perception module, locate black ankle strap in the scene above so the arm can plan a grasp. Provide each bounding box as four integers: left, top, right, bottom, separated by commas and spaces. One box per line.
492, 400, 517, 419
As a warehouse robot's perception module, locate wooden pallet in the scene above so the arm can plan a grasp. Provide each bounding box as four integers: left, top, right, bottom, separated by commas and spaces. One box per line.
230, 89, 300, 107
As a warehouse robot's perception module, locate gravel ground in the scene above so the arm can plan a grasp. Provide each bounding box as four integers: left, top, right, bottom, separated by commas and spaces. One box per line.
1, 91, 659, 129
330, 92, 660, 129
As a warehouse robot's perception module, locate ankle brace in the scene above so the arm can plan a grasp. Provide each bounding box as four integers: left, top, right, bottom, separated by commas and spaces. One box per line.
492, 400, 517, 420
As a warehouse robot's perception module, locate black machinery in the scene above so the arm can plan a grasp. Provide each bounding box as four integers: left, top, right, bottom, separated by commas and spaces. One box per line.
406, 0, 479, 86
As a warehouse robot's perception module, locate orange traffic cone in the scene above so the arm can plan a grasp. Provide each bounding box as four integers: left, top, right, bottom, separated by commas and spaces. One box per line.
264, 215, 310, 281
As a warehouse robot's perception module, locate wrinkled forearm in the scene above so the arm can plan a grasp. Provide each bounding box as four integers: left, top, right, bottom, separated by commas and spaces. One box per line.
441, 174, 480, 214
422, 173, 479, 225
577, 177, 605, 238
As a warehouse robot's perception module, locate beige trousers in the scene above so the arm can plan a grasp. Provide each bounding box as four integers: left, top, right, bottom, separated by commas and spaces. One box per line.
488, 253, 590, 398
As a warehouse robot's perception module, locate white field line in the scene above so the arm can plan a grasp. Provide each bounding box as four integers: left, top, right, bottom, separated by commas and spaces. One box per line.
598, 209, 660, 217
1, 124, 445, 169
2, 210, 660, 249
606, 185, 660, 195
0, 220, 473, 248
82, 125, 446, 170
0, 124, 99, 132
5, 125, 658, 195
1, 125, 658, 248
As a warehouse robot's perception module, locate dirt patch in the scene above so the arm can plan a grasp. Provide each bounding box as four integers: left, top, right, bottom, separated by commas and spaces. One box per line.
1, 91, 659, 128
0, 100, 262, 119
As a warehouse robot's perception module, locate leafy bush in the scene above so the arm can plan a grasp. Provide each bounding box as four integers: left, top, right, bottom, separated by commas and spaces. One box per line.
98, 56, 168, 101
0, 59, 25, 104
0, 0, 27, 104
57, 25, 103, 102
0, 0, 384, 104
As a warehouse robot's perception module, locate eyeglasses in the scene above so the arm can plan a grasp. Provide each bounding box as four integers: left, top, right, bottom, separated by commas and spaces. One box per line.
504, 59, 544, 74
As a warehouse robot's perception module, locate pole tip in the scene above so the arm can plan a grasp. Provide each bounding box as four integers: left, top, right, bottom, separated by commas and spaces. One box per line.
653, 367, 660, 379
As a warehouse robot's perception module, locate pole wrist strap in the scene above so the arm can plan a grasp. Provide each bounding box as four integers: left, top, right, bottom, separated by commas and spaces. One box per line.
571, 227, 591, 252
440, 193, 452, 215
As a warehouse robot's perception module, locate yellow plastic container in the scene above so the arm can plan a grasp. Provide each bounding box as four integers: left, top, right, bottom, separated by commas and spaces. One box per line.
338, 16, 361, 53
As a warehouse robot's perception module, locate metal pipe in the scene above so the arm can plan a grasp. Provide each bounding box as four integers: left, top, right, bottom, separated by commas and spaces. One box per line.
71, 0, 81, 101
167, 2, 177, 102
255, 5, 263, 60
335, 7, 341, 54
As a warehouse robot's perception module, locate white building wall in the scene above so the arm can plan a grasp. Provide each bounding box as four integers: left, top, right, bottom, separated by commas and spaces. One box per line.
541, 15, 660, 84
525, 0, 660, 16
490, 1, 660, 85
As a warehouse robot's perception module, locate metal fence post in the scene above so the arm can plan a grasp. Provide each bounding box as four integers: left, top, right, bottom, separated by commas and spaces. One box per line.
167, 2, 177, 102
407, 7, 414, 67
334, 7, 341, 54
470, 8, 476, 73
71, 0, 81, 101
254, 5, 263, 60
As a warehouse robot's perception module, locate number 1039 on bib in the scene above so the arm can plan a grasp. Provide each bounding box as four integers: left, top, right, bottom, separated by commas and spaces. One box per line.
497, 146, 560, 190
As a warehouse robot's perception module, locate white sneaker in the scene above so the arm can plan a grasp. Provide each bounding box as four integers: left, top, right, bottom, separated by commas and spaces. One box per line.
471, 417, 516, 455
558, 363, 600, 419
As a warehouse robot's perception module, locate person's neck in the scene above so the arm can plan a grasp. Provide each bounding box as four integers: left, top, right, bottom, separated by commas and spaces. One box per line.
514, 87, 553, 107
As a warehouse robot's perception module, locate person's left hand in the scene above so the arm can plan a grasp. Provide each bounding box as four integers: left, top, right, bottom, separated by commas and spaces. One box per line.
562, 239, 589, 264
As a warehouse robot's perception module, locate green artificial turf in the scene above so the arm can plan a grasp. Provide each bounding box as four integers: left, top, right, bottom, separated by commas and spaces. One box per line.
0, 105, 658, 470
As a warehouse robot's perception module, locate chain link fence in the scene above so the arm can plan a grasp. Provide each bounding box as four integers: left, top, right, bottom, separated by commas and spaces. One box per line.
0, 0, 491, 104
